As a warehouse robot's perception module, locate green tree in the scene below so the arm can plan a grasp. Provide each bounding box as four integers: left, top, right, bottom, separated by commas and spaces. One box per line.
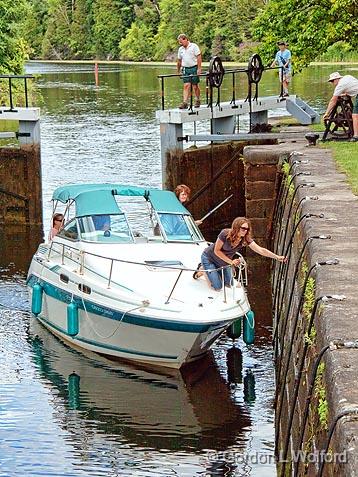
154, 0, 196, 60
42, 0, 72, 58
0, 0, 28, 73
119, 23, 155, 60
21, 0, 49, 59
154, 0, 263, 61
93, 0, 135, 59
119, 0, 160, 60
191, 0, 216, 59
210, 0, 263, 60
70, 0, 93, 58
252, 0, 358, 70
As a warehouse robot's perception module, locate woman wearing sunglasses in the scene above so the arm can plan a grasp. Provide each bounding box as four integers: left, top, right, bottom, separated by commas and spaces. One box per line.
48, 213, 64, 241
194, 217, 286, 291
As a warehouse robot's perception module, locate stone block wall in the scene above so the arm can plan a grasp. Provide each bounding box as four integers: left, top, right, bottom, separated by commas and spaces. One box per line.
243, 146, 287, 248
265, 143, 358, 477
162, 138, 358, 476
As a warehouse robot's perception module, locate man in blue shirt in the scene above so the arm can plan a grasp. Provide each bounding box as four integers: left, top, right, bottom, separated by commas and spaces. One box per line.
271, 41, 292, 97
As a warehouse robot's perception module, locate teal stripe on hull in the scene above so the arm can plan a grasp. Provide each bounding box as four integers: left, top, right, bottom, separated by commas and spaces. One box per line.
27, 275, 225, 333
39, 317, 178, 360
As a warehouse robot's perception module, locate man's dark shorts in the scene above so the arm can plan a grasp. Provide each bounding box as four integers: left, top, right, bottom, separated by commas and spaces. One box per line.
182, 66, 200, 85
353, 96, 358, 114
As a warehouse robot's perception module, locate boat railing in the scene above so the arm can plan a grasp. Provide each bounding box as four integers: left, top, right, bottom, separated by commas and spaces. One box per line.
46, 241, 248, 304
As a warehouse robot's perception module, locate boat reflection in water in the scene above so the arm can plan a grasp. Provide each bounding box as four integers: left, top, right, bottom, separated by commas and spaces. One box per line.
30, 318, 254, 474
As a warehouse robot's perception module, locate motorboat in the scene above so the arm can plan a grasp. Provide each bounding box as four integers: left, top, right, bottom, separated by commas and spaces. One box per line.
27, 183, 252, 368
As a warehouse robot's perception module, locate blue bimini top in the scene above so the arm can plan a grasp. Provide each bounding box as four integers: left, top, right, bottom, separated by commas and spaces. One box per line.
52, 183, 190, 217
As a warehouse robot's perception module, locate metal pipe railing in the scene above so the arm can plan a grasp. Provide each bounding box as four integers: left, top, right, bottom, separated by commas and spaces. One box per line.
157, 65, 283, 111
45, 241, 248, 304
0, 74, 34, 111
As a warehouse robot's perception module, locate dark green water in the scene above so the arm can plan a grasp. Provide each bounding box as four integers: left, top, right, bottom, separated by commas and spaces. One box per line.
0, 62, 357, 476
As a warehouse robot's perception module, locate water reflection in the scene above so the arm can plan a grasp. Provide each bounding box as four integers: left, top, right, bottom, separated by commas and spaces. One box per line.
227, 346, 243, 384
27, 62, 169, 118
30, 319, 251, 451
25, 319, 257, 475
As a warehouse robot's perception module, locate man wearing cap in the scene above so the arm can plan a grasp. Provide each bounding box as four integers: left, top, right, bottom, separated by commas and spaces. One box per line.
177, 34, 202, 109
324, 72, 358, 141
271, 41, 292, 97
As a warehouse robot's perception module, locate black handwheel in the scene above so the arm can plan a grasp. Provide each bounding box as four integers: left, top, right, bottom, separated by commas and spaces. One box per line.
247, 54, 264, 84
208, 56, 225, 88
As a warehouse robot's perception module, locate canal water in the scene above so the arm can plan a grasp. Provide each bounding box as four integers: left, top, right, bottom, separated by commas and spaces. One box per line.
0, 62, 357, 477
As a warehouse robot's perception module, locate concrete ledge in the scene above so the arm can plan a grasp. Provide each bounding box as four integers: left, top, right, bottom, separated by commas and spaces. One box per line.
243, 146, 291, 165
0, 107, 40, 121
156, 96, 294, 124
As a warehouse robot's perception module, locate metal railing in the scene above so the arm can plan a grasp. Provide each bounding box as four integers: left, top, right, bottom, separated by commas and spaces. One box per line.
0, 74, 34, 112
157, 54, 284, 112
45, 240, 248, 305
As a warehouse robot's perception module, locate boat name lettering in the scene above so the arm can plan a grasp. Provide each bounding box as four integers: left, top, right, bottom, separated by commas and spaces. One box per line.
91, 304, 113, 316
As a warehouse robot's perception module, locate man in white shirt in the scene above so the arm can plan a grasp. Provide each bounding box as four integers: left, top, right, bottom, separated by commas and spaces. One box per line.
177, 34, 202, 109
324, 72, 358, 141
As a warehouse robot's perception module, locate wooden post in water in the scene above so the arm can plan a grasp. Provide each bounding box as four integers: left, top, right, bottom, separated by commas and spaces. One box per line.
94, 62, 99, 86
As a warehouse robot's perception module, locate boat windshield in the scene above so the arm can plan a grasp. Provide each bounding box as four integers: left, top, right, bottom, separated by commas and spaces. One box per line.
157, 213, 203, 242
77, 214, 134, 243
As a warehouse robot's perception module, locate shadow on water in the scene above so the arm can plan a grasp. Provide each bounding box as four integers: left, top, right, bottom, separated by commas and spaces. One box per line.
0, 225, 43, 275
246, 255, 273, 342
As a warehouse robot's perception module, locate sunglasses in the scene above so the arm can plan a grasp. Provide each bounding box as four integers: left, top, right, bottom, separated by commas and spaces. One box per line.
240, 226, 249, 231
55, 218, 63, 222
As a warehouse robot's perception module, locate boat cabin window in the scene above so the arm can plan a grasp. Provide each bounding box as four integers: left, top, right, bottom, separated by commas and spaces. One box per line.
58, 218, 79, 241
60, 274, 69, 283
157, 213, 203, 242
78, 214, 133, 243
78, 283, 91, 294
113, 196, 204, 243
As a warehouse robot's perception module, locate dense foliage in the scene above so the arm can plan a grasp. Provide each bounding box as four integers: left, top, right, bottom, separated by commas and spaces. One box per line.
1, 0, 357, 70
0, 0, 28, 74
252, 0, 358, 71
22, 0, 266, 61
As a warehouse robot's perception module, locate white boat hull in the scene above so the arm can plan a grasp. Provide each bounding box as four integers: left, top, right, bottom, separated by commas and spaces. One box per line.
27, 241, 251, 369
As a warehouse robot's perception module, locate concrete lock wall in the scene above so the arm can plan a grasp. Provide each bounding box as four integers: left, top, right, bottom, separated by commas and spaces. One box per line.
178, 141, 358, 475
0, 109, 42, 227
243, 147, 286, 308
242, 144, 358, 477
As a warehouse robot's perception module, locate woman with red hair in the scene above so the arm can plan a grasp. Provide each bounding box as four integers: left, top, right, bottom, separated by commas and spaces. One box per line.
174, 184, 203, 226
174, 184, 191, 204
